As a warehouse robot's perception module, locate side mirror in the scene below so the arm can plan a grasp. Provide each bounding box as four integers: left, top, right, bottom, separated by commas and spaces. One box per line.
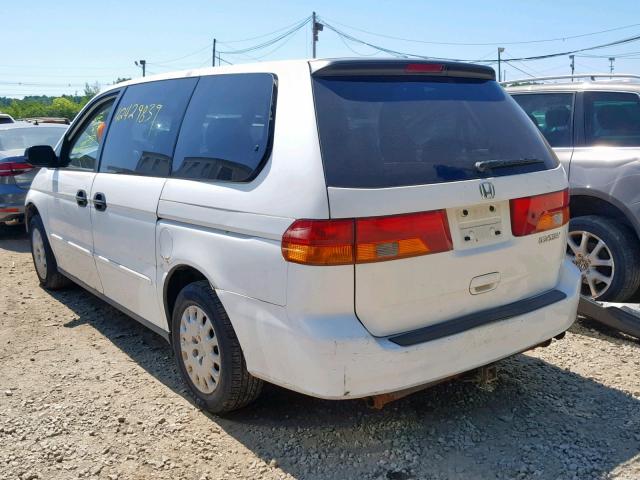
25, 145, 59, 168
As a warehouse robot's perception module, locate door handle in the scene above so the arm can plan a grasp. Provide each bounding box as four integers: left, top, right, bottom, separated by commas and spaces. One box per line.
75, 189, 88, 207
93, 192, 107, 211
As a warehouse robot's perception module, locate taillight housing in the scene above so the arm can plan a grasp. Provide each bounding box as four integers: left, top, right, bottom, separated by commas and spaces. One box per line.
355, 210, 452, 263
510, 189, 569, 237
282, 210, 452, 266
0, 161, 34, 177
281, 219, 354, 266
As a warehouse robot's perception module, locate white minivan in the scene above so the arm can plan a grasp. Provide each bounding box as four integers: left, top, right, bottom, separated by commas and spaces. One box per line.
25, 59, 581, 413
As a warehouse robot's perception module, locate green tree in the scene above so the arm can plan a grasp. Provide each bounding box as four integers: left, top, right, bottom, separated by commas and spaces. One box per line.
84, 82, 101, 98
49, 97, 79, 119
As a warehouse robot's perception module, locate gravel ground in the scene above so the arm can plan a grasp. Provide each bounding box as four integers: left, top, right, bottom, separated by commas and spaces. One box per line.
1, 224, 639, 480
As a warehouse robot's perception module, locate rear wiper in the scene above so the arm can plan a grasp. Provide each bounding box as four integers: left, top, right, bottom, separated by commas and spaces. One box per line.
474, 158, 545, 173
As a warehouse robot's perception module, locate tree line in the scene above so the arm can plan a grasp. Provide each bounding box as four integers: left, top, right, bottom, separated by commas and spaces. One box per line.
0, 79, 130, 121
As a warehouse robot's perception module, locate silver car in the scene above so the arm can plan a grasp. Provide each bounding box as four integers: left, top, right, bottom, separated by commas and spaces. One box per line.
507, 74, 640, 301
0, 122, 67, 225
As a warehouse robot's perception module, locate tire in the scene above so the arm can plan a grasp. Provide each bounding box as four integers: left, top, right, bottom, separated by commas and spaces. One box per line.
567, 215, 640, 302
29, 215, 71, 290
171, 280, 263, 414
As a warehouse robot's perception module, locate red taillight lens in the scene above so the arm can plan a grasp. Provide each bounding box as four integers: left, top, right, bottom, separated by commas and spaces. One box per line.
281, 219, 354, 266
510, 189, 569, 237
356, 210, 452, 263
0, 161, 34, 177
281, 210, 453, 266
405, 63, 445, 73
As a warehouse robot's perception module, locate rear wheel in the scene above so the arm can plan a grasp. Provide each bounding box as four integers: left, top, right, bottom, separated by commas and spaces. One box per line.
567, 215, 640, 302
29, 215, 71, 290
171, 280, 263, 414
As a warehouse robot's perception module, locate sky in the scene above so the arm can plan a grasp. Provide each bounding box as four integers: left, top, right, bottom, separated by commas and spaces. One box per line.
2, 0, 640, 98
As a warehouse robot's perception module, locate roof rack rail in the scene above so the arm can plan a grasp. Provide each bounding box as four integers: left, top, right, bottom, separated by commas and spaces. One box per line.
501, 73, 640, 86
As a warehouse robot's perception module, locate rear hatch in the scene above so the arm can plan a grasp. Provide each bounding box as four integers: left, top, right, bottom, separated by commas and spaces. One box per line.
311, 60, 569, 337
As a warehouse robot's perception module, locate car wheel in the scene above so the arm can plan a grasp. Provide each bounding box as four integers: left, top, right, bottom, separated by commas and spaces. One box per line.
29, 215, 71, 290
171, 280, 263, 414
567, 215, 640, 302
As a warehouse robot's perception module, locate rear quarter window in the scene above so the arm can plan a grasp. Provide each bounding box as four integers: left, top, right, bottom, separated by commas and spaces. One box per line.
313, 76, 558, 188
585, 91, 640, 147
171, 73, 276, 182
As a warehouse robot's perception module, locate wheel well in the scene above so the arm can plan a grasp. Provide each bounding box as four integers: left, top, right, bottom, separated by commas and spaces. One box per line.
24, 203, 39, 231
570, 195, 636, 236
164, 266, 208, 323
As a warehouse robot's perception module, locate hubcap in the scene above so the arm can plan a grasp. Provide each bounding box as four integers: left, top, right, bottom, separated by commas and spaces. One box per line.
32, 228, 47, 279
566, 230, 614, 298
179, 305, 221, 394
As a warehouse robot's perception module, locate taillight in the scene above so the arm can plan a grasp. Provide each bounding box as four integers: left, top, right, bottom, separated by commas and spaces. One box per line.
0, 161, 34, 177
281, 219, 354, 266
281, 210, 453, 266
355, 210, 452, 263
510, 189, 569, 237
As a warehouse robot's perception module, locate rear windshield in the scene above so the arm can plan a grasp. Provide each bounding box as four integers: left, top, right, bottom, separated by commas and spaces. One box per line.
312, 76, 558, 188
0, 126, 66, 152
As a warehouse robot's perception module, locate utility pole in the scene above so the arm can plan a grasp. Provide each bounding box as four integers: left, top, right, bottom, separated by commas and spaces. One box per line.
212, 38, 216, 67
609, 57, 615, 76
569, 55, 575, 80
497, 47, 505, 82
135, 59, 146, 77
312, 11, 323, 58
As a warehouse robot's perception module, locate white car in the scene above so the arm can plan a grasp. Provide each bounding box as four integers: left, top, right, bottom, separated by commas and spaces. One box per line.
25, 59, 581, 413
0, 113, 15, 124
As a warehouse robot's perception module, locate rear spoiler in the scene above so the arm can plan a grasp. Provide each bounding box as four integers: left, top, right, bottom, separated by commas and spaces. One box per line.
310, 59, 495, 80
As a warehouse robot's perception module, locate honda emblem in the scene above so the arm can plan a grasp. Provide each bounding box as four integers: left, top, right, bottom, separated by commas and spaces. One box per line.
479, 182, 495, 199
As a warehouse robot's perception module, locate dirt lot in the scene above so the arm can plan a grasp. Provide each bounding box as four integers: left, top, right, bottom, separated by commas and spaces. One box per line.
1, 225, 639, 480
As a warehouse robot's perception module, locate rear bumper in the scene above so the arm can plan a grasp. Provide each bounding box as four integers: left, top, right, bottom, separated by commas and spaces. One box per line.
0, 203, 25, 223
218, 259, 581, 400
0, 187, 26, 223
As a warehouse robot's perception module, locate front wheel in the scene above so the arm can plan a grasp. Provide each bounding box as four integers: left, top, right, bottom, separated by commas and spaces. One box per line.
29, 215, 71, 290
567, 215, 640, 302
171, 280, 263, 414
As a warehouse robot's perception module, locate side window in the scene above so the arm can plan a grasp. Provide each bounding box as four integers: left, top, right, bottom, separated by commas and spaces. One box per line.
67, 99, 115, 170
172, 73, 276, 182
99, 78, 198, 176
585, 91, 640, 147
511, 93, 574, 147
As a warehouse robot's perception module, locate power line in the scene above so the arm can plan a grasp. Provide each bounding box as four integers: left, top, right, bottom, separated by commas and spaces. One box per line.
245, 26, 305, 60
219, 16, 311, 55
218, 16, 311, 44
320, 16, 640, 46
0, 80, 88, 87
503, 60, 535, 78
322, 20, 640, 63
148, 44, 212, 66
335, 30, 379, 57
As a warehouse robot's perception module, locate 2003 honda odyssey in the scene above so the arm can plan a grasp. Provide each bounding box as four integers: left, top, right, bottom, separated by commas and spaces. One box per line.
25, 59, 581, 413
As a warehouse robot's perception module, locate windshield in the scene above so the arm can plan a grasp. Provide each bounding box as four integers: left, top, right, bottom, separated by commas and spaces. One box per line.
312, 76, 558, 188
0, 126, 66, 153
